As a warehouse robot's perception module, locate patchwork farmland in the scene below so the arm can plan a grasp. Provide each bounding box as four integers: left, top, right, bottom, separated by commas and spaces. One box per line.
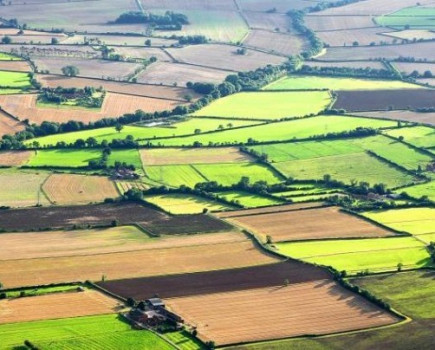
0, 0, 434, 348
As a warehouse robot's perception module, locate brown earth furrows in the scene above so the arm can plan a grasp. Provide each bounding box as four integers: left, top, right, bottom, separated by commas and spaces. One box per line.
225, 206, 392, 241
97, 261, 330, 300
0, 290, 120, 324
166, 280, 399, 346
0, 150, 34, 166
0, 60, 32, 72
0, 109, 25, 137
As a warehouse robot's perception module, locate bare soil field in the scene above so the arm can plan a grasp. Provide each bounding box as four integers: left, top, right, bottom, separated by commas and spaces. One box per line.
166, 280, 399, 346
355, 110, 435, 126
32, 57, 141, 80
313, 0, 435, 16
0, 93, 184, 124
42, 174, 119, 205
0, 236, 275, 288
394, 62, 435, 76
318, 41, 435, 62
166, 44, 286, 72
333, 89, 435, 111
305, 15, 377, 31
136, 62, 229, 86
0, 202, 232, 234
238, 0, 311, 13
303, 60, 385, 70
0, 290, 120, 324
0, 110, 25, 137
243, 12, 291, 32
316, 28, 395, 47
225, 206, 392, 241
36, 74, 195, 101
0, 60, 32, 72
0, 230, 242, 261
242, 30, 305, 56
216, 202, 326, 219
140, 147, 252, 166
111, 47, 173, 62
0, 150, 34, 167
62, 34, 177, 47
97, 261, 329, 300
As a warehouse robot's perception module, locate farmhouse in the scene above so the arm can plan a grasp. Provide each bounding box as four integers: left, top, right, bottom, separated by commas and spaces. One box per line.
128, 298, 183, 329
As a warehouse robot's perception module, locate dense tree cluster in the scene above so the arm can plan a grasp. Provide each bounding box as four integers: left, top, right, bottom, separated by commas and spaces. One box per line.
287, 10, 323, 58
113, 11, 188, 30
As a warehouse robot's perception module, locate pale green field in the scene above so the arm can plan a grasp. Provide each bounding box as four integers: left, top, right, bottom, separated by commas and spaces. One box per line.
145, 164, 206, 188
273, 152, 414, 188
376, 6, 435, 29
0, 70, 31, 88
277, 236, 431, 274
194, 163, 283, 185
144, 193, 233, 214
0, 52, 22, 60
364, 208, 435, 236
151, 116, 397, 146
216, 190, 285, 207
0, 314, 174, 350
384, 126, 435, 149
265, 75, 422, 91
400, 180, 435, 202
26, 118, 259, 147
192, 91, 331, 120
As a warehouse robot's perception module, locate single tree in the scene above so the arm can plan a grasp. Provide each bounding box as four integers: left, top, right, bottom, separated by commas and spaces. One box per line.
115, 123, 124, 133
61, 65, 80, 77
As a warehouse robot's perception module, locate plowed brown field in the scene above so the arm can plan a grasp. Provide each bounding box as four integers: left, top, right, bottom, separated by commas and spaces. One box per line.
0, 150, 33, 166
0, 60, 32, 72
42, 174, 119, 205
0, 290, 119, 324
166, 281, 399, 346
225, 206, 391, 241
140, 147, 252, 166
0, 110, 25, 137
0, 234, 276, 288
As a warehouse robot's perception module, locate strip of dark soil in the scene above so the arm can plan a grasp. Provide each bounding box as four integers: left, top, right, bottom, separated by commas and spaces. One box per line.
97, 261, 332, 300
0, 202, 232, 234
333, 89, 435, 112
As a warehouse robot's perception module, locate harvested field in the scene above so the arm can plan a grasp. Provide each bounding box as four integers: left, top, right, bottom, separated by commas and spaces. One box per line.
216, 202, 326, 218
316, 27, 395, 47
0, 60, 32, 72
243, 12, 291, 32
97, 261, 330, 300
305, 15, 377, 31
303, 60, 385, 70
116, 180, 148, 193
0, 290, 119, 325
0, 228, 240, 261
0, 233, 276, 288
62, 34, 177, 47
110, 47, 172, 61
384, 29, 435, 41
36, 74, 196, 101
0, 44, 99, 59
0, 110, 25, 137
242, 30, 304, 56
238, 0, 311, 13
0, 93, 184, 124
333, 89, 435, 111
318, 41, 435, 62
42, 174, 119, 205
0, 202, 232, 234
139, 0, 238, 11
166, 280, 399, 346
393, 62, 435, 76
32, 57, 141, 80
224, 206, 392, 242
0, 150, 33, 167
355, 110, 435, 126
136, 62, 229, 85
139, 147, 252, 165
166, 44, 286, 71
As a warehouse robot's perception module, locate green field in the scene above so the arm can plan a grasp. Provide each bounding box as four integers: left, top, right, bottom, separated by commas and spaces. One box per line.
376, 6, 435, 29
194, 162, 283, 186
400, 180, 435, 202
273, 152, 415, 188
191, 91, 331, 120
0, 314, 174, 350
150, 116, 397, 146
264, 75, 421, 91
276, 236, 431, 274
0, 52, 22, 60
0, 168, 51, 207
4, 285, 82, 299
28, 149, 102, 168
145, 164, 206, 188
215, 190, 285, 207
384, 126, 435, 149
109, 149, 143, 170
165, 331, 205, 350
0, 70, 31, 88
26, 118, 260, 147
364, 207, 435, 236
144, 193, 233, 214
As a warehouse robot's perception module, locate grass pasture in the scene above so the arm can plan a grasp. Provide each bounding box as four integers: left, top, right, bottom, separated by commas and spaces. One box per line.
277, 236, 431, 274
400, 181, 435, 202
0, 52, 21, 60
145, 164, 207, 188
0, 70, 31, 88
384, 126, 435, 149
265, 75, 421, 91
28, 149, 101, 168
191, 91, 331, 120
216, 191, 285, 208
144, 193, 234, 214
376, 6, 435, 29
0, 314, 174, 350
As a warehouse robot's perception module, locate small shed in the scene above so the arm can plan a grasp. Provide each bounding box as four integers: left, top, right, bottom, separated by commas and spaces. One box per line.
146, 297, 165, 309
